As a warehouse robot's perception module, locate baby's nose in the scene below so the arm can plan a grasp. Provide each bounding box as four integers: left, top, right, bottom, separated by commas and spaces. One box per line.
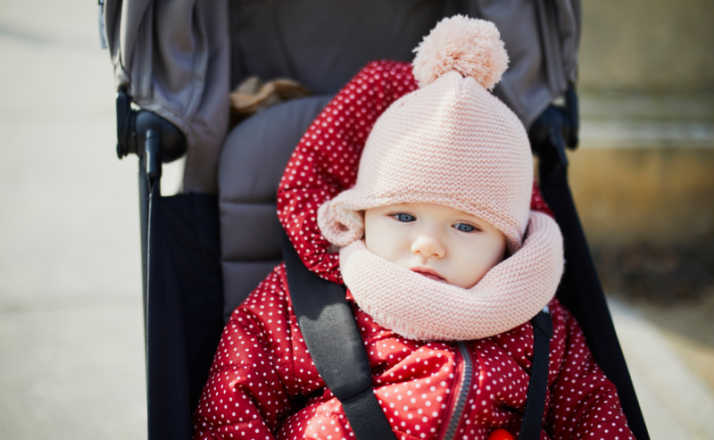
411, 234, 446, 259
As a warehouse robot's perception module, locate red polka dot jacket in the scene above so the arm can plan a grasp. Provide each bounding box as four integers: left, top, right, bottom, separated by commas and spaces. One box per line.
193, 61, 635, 440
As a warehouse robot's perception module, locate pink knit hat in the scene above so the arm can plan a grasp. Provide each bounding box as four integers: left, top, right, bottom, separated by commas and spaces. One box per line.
318, 15, 533, 252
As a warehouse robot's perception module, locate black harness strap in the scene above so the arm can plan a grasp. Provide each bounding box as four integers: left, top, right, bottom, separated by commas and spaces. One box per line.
282, 233, 551, 440
520, 308, 553, 439
282, 234, 397, 440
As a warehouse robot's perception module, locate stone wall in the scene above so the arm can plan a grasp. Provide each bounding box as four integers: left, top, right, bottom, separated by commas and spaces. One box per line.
580, 2, 714, 92
565, 3, 714, 299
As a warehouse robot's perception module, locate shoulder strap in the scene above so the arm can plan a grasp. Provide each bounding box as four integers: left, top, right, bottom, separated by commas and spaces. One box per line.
282, 234, 397, 440
520, 308, 553, 439
283, 233, 551, 440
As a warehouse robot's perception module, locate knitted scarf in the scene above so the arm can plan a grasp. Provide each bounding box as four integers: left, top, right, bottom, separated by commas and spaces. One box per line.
339, 212, 564, 341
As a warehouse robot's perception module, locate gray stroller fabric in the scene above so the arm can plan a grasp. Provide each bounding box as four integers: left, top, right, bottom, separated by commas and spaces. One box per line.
103, 0, 579, 194
103, 0, 581, 315
103, 0, 230, 193
218, 95, 332, 319
468, 0, 581, 127
229, 0, 580, 128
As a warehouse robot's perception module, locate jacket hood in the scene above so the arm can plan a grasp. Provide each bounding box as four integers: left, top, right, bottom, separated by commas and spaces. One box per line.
276, 60, 553, 283
277, 61, 418, 283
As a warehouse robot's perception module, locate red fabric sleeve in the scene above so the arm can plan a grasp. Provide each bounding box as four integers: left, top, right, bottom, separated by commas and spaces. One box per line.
546, 305, 635, 439
276, 60, 418, 283
192, 267, 294, 440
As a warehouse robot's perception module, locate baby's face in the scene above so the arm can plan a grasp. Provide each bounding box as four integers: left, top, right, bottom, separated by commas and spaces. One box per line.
364, 203, 506, 288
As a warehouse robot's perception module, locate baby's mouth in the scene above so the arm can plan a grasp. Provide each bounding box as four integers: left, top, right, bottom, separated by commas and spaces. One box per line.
411, 267, 446, 282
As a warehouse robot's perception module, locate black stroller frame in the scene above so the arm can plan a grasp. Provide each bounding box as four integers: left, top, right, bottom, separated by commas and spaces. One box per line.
107, 2, 649, 439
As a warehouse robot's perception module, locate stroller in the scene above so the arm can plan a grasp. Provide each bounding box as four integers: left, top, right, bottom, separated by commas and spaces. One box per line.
101, 1, 649, 439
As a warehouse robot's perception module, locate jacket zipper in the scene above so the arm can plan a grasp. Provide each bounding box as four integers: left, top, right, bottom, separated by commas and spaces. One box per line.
441, 342, 473, 440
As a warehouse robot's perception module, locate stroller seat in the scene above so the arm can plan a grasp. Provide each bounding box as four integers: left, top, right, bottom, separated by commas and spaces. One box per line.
103, 1, 648, 438
218, 95, 332, 320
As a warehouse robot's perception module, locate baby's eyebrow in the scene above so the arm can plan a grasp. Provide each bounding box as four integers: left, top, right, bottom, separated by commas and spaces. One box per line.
458, 216, 488, 226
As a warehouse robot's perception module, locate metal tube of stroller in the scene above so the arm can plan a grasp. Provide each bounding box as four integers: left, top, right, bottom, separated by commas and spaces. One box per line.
137, 128, 162, 413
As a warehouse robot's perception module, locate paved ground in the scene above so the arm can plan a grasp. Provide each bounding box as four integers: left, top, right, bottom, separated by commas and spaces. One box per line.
0, 1, 147, 437
0, 1, 712, 438
608, 297, 714, 438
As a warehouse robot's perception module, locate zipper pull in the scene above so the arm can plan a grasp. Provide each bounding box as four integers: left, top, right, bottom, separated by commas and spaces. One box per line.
97, 0, 107, 49
487, 428, 515, 440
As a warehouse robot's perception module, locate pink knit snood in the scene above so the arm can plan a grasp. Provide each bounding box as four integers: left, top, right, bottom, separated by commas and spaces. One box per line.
340, 212, 563, 340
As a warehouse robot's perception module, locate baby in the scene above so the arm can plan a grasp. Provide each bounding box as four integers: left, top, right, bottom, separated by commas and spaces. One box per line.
194, 16, 634, 440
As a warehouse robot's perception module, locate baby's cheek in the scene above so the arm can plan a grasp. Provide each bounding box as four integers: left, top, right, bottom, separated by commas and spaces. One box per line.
364, 231, 393, 262
364, 222, 406, 263
459, 250, 501, 288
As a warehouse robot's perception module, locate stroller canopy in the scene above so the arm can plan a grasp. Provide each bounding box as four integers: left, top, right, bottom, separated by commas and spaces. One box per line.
103, 0, 580, 192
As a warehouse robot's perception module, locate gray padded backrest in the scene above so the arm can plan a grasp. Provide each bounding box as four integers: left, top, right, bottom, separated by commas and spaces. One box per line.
227, 1, 579, 128
219, 95, 333, 320
229, 0, 448, 92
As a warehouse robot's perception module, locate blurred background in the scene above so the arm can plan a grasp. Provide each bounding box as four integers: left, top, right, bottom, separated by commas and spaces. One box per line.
0, 0, 712, 438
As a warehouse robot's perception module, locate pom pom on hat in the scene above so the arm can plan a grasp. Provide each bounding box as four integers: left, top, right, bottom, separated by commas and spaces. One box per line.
412, 15, 509, 90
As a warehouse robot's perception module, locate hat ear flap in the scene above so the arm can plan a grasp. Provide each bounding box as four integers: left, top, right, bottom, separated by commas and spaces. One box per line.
317, 198, 365, 248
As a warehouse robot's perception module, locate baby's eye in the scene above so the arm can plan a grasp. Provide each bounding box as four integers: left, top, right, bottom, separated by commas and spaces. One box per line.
453, 222, 477, 233
391, 213, 416, 223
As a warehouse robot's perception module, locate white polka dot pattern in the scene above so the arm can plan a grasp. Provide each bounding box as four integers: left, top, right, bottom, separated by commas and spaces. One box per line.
277, 61, 417, 284
192, 265, 634, 439
192, 61, 634, 439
